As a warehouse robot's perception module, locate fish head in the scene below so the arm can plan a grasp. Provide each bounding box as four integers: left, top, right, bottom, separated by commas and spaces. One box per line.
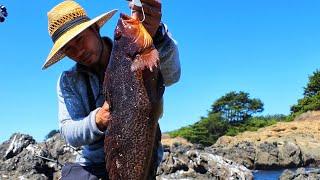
114, 13, 153, 56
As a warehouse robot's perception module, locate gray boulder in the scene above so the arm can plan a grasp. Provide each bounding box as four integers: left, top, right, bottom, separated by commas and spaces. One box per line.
277, 141, 302, 168
208, 141, 256, 169
279, 168, 320, 180
2, 133, 35, 160
0, 133, 77, 180
254, 141, 279, 169
157, 143, 253, 179
210, 140, 303, 170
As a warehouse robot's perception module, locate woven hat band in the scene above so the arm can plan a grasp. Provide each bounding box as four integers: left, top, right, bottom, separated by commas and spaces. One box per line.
52, 16, 90, 43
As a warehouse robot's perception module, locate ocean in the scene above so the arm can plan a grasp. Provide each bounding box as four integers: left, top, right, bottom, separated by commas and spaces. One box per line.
253, 169, 285, 180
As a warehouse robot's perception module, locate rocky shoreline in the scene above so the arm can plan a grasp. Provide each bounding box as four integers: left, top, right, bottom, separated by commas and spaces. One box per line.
157, 138, 252, 179
279, 167, 320, 180
2, 112, 320, 179
0, 133, 76, 179
0, 133, 253, 179
208, 120, 320, 170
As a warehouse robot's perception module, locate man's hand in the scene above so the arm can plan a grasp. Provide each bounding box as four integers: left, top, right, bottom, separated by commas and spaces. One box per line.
95, 101, 111, 131
128, 0, 162, 37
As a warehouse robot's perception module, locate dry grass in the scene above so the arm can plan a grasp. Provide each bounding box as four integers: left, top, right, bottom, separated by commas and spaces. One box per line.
161, 134, 192, 147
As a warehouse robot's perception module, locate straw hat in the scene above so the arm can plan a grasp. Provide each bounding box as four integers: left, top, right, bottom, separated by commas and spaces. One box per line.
42, 0, 117, 69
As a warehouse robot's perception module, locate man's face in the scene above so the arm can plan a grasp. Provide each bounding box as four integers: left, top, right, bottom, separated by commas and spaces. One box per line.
62, 26, 102, 67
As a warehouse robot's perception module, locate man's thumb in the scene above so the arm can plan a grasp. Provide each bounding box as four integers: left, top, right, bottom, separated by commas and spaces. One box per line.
102, 102, 110, 110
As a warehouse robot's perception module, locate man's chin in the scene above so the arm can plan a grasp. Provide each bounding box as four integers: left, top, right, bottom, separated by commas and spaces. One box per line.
86, 59, 100, 68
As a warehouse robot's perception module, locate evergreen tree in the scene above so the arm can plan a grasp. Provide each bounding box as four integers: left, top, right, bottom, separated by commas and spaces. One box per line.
211, 91, 264, 122
45, 129, 59, 140
291, 69, 320, 116
304, 69, 320, 97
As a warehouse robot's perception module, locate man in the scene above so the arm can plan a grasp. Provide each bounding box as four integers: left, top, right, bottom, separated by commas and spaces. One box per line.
43, 0, 180, 179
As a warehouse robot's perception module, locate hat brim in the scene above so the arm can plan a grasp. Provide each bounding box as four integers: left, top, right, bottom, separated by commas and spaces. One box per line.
42, 9, 118, 70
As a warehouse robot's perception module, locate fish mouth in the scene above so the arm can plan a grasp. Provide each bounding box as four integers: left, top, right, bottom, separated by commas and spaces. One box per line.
120, 13, 138, 24
115, 13, 138, 41
120, 13, 132, 21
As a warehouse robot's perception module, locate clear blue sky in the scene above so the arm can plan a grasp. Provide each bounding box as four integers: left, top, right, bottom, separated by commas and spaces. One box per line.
0, 0, 320, 143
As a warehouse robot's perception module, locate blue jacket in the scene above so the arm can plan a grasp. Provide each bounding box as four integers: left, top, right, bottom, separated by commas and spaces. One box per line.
57, 24, 181, 166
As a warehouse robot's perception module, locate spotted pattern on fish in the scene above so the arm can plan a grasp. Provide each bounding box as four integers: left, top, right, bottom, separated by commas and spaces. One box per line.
103, 13, 164, 180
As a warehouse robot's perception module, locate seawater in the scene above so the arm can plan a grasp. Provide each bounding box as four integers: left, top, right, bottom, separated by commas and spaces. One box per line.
253, 169, 285, 180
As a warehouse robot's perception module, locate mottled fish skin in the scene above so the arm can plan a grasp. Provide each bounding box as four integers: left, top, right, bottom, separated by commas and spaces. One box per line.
103, 13, 164, 180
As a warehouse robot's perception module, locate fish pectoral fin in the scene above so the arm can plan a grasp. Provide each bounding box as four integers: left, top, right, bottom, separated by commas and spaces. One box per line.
130, 48, 159, 72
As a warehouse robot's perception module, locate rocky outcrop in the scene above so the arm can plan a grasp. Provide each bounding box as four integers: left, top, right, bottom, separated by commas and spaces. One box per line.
0, 133, 77, 180
207, 140, 256, 169
293, 110, 320, 121
3, 133, 35, 159
0, 133, 253, 179
209, 117, 320, 170
157, 140, 253, 179
279, 168, 320, 180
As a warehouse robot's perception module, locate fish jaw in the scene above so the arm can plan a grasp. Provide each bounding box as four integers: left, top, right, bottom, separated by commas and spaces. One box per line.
115, 13, 155, 58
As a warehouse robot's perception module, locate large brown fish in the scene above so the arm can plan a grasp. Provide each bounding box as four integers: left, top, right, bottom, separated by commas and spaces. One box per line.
103, 13, 164, 180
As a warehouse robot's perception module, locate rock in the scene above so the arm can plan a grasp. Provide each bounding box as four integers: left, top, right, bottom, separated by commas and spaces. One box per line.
296, 139, 320, 166
255, 142, 279, 169
279, 168, 320, 180
0, 133, 77, 179
2, 133, 35, 159
210, 115, 320, 170
253, 141, 302, 169
279, 169, 295, 180
0, 143, 54, 179
0, 132, 253, 180
277, 141, 302, 168
294, 111, 320, 121
157, 142, 253, 179
208, 141, 256, 169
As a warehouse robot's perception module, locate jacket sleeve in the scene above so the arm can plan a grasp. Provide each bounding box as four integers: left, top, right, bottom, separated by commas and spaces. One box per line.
154, 23, 181, 87
57, 72, 104, 147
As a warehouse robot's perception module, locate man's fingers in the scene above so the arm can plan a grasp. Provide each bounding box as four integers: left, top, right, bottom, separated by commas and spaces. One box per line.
103, 112, 110, 119
127, 0, 162, 36
127, 0, 161, 8
129, 2, 161, 15
131, 5, 161, 16
140, 0, 161, 9
131, 7, 161, 24
131, 11, 161, 24
102, 102, 110, 111
103, 112, 111, 125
